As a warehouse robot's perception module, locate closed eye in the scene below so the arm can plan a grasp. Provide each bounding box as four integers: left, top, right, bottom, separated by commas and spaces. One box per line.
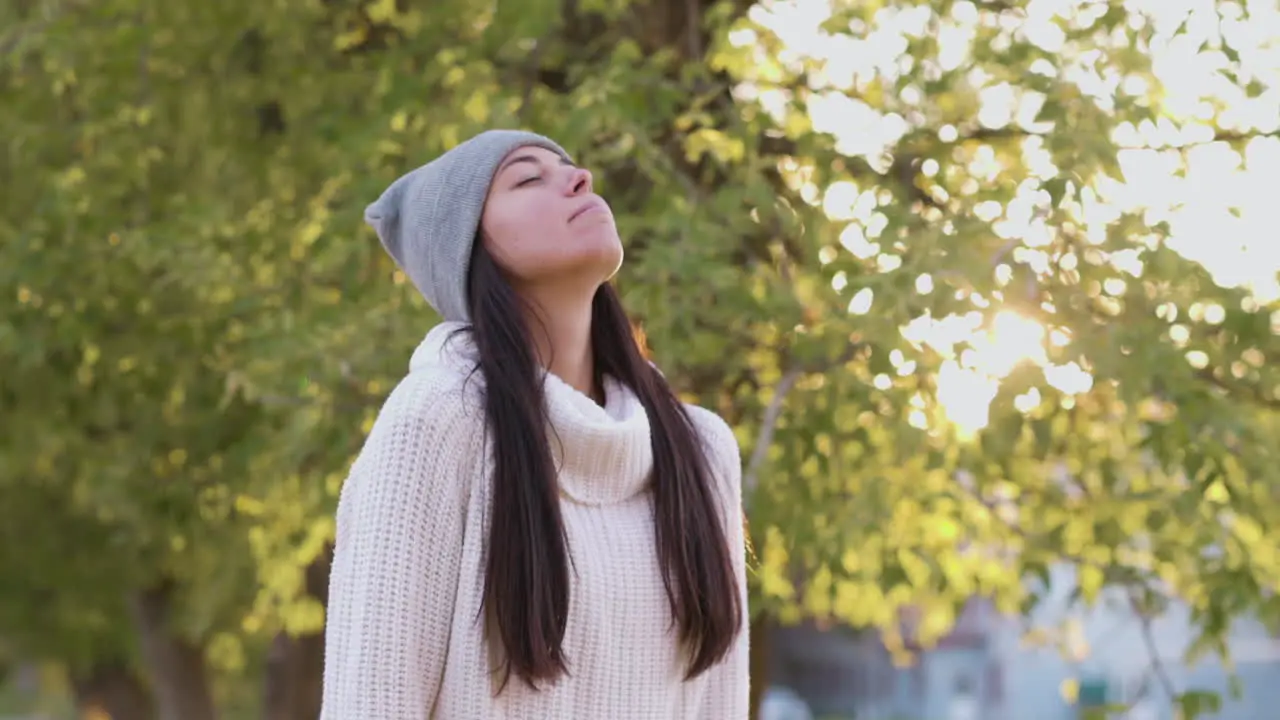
515, 176, 540, 187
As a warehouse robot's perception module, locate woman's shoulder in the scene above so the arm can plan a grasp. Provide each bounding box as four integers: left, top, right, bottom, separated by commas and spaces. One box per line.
378, 322, 487, 428
681, 403, 742, 483
377, 362, 486, 439
342, 364, 486, 513
648, 360, 739, 470
681, 403, 736, 450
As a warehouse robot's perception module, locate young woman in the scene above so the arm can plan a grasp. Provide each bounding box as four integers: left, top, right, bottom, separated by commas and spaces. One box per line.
320, 129, 749, 719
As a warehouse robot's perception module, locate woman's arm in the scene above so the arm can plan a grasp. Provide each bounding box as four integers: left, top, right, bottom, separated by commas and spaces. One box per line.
320, 373, 479, 719
698, 501, 751, 718
687, 406, 752, 718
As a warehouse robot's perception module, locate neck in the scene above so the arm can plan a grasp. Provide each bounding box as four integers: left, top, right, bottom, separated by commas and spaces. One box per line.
523, 293, 597, 401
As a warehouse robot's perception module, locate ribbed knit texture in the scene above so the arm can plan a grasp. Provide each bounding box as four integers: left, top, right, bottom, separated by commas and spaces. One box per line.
320, 323, 750, 719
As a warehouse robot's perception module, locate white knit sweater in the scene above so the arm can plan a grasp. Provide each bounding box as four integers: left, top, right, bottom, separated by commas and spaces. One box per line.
320, 323, 750, 719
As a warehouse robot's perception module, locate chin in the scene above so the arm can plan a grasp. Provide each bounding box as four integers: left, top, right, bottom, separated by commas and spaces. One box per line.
550, 244, 624, 290
580, 251, 624, 286
593, 242, 625, 281
574, 230, 623, 271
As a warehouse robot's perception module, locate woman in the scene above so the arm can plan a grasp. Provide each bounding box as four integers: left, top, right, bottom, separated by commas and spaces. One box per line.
320, 129, 749, 719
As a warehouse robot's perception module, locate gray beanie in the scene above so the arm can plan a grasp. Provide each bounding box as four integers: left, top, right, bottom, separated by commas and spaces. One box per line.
364, 129, 573, 322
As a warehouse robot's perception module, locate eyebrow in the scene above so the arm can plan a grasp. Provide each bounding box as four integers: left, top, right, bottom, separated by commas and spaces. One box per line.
495, 153, 576, 178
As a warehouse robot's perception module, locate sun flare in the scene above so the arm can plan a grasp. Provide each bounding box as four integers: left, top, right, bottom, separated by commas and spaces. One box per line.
746, 0, 1280, 436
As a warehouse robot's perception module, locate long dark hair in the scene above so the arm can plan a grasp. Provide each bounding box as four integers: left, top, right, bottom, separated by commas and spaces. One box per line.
461, 239, 742, 692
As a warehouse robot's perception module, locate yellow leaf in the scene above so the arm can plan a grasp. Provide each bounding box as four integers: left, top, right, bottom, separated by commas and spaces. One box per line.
333, 26, 367, 52
208, 633, 246, 673
1079, 565, 1103, 603
758, 526, 795, 601
210, 285, 235, 304
284, 597, 327, 635
916, 602, 956, 646
897, 548, 931, 588
235, 495, 266, 517
443, 67, 466, 87
933, 517, 959, 542
1060, 677, 1080, 704
327, 468, 348, 497
1204, 479, 1229, 504
803, 565, 833, 617
784, 108, 812, 137
366, 0, 397, 23
399, 9, 424, 35
833, 580, 867, 624
463, 91, 490, 123
296, 220, 323, 248
59, 166, 86, 188
841, 547, 860, 573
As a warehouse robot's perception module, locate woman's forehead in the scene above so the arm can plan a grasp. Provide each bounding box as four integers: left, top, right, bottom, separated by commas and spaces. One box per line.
495, 145, 573, 176
506, 144, 562, 160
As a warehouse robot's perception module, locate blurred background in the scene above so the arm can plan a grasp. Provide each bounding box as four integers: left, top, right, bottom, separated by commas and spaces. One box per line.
3, 0, 1280, 718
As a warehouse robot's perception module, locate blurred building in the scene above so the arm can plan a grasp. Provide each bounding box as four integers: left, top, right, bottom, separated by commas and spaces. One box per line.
764, 565, 1280, 720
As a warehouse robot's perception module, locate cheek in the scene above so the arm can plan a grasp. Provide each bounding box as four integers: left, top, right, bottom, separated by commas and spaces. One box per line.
482, 197, 619, 282
483, 210, 561, 275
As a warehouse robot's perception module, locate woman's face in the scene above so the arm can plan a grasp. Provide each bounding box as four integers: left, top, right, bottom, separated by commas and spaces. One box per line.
479, 145, 623, 292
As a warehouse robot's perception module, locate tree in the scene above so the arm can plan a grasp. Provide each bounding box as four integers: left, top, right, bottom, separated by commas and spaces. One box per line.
2, 0, 1278, 717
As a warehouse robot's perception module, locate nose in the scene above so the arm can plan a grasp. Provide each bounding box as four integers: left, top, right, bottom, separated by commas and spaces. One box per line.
565, 166, 592, 196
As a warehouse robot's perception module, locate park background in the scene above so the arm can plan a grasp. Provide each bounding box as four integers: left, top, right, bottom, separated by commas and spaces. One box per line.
3, 0, 1280, 718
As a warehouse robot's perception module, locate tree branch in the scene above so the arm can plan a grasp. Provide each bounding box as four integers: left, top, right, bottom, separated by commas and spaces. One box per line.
1128, 587, 1179, 702
743, 339, 865, 498
684, 0, 702, 61
954, 480, 1190, 710
742, 366, 800, 498
1194, 367, 1280, 411
955, 124, 1279, 149
1064, 270, 1280, 415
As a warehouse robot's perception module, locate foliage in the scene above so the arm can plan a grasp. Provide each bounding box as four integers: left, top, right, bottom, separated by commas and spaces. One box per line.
2, 0, 1279, 716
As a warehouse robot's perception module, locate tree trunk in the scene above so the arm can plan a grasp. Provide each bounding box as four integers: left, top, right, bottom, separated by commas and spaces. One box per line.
71, 659, 156, 720
262, 632, 325, 720
129, 581, 217, 720
262, 546, 331, 720
748, 609, 772, 720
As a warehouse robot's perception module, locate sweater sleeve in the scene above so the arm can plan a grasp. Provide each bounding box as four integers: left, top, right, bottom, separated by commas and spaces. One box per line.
687, 406, 752, 719
320, 372, 480, 720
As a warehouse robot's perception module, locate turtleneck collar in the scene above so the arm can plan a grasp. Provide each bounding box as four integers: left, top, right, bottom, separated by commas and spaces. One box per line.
410, 322, 654, 506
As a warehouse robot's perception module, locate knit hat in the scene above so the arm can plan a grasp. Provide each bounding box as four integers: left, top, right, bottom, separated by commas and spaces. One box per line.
364, 129, 573, 322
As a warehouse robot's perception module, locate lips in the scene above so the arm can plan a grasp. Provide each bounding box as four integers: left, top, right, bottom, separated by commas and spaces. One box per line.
569, 196, 609, 223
